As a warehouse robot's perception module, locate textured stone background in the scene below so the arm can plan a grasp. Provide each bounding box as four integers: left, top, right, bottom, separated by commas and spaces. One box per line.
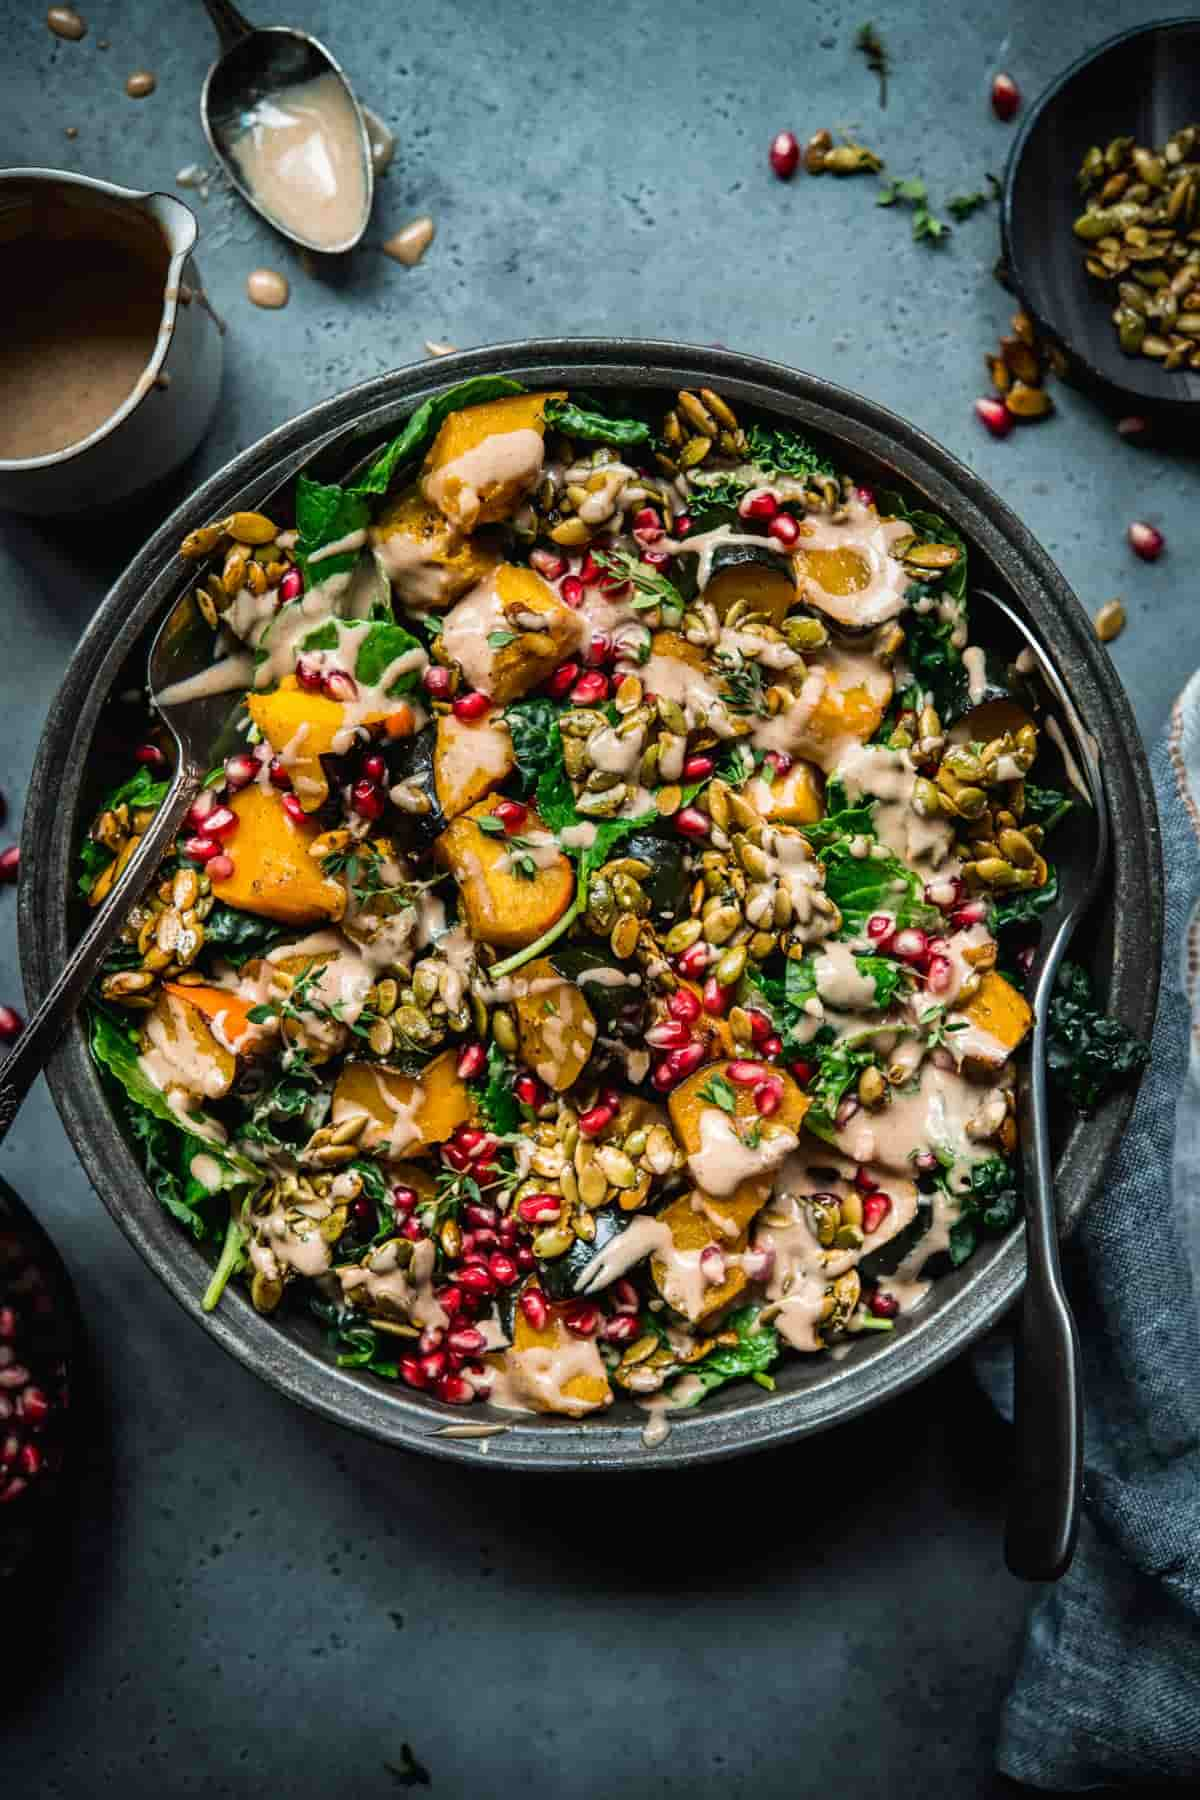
0, 2, 1188, 1795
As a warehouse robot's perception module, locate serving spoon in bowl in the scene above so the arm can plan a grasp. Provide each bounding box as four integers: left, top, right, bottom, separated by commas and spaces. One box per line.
976, 589, 1109, 1581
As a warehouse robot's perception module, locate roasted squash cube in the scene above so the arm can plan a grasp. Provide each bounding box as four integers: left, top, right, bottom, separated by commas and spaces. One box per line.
371, 483, 501, 610
421, 391, 565, 530
435, 797, 575, 952
434, 712, 515, 819
208, 786, 345, 926
437, 563, 584, 704
331, 1050, 475, 1157
513, 956, 598, 1092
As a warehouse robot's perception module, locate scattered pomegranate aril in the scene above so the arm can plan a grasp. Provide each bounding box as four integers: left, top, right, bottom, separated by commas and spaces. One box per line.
530, 547, 567, 581
727, 1060, 767, 1086
665, 1041, 706, 1081
401, 1216, 427, 1241
764, 749, 793, 778
913, 1149, 940, 1174
746, 1010, 773, 1046
702, 976, 728, 1016
351, 779, 385, 821
584, 633, 613, 668
322, 670, 359, 704
457, 1264, 495, 1297
399, 1356, 427, 1389
0, 1005, 23, 1044
835, 1096, 860, 1130
547, 661, 580, 698
974, 396, 1014, 439
674, 512, 693, 536
760, 1034, 783, 1061
0, 846, 19, 883
268, 756, 292, 789
675, 941, 711, 979
134, 742, 167, 771
361, 752, 386, 785
739, 489, 779, 521
602, 1313, 641, 1345
768, 512, 801, 549
455, 1125, 488, 1154
519, 1288, 549, 1331
651, 1061, 677, 1092
578, 550, 601, 586
437, 1374, 476, 1405
668, 987, 702, 1023
558, 574, 585, 610
855, 485, 876, 507
203, 805, 238, 840
493, 798, 529, 834
183, 835, 220, 863
754, 1079, 783, 1117
675, 806, 710, 840
577, 1104, 614, 1139
699, 1245, 727, 1286
866, 914, 894, 943
513, 1072, 545, 1109
207, 853, 235, 882
926, 955, 954, 995
517, 1194, 561, 1224
440, 1142, 470, 1173
0, 1307, 14, 1340
278, 792, 306, 827
436, 1283, 463, 1317
949, 900, 988, 929
278, 566, 303, 602
563, 1301, 601, 1337
681, 754, 715, 781
419, 1323, 445, 1356
1117, 415, 1148, 443
223, 752, 256, 790
645, 1019, 692, 1051
294, 655, 324, 692
612, 1279, 640, 1314
769, 129, 800, 179
1128, 521, 1164, 562
456, 1042, 486, 1081
515, 1245, 536, 1271
452, 690, 490, 722
633, 506, 662, 534
892, 927, 929, 964
422, 664, 452, 698
991, 71, 1020, 121
742, 1246, 776, 1282
868, 1289, 900, 1319
463, 1202, 498, 1230
391, 1185, 417, 1216
863, 1192, 893, 1235
571, 670, 610, 705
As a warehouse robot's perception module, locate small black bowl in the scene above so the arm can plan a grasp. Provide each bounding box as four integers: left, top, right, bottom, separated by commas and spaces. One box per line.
1003, 17, 1200, 417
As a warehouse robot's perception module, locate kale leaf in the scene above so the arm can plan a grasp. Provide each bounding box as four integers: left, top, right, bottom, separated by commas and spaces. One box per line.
294, 474, 371, 587
1023, 784, 1074, 835
1047, 961, 1150, 1113
686, 473, 751, 531
745, 423, 836, 481
354, 620, 425, 695
991, 864, 1059, 933
350, 376, 525, 497
857, 954, 904, 1009
902, 600, 969, 720
542, 397, 651, 446
473, 1041, 521, 1135
202, 903, 291, 969
310, 1295, 401, 1381
676, 1304, 782, 1399
504, 698, 564, 795
948, 1155, 1021, 1266
803, 1032, 882, 1136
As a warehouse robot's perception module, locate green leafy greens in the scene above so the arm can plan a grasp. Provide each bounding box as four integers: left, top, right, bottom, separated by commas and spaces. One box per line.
745, 423, 836, 482
504, 698, 564, 795
948, 1156, 1020, 1265
676, 1304, 781, 1399
542, 397, 651, 446
349, 376, 525, 497
1047, 962, 1149, 1113
294, 475, 371, 587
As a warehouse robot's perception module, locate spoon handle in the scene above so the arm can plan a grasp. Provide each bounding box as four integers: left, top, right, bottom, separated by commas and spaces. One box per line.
0, 774, 200, 1145
1005, 1005, 1083, 1581
200, 0, 257, 54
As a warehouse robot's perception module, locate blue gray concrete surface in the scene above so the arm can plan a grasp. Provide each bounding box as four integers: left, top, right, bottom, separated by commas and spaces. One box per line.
0, 2, 1189, 1794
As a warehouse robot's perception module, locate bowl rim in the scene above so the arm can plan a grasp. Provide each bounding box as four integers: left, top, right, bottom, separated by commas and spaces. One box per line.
18, 338, 1163, 1470
1000, 15, 1200, 416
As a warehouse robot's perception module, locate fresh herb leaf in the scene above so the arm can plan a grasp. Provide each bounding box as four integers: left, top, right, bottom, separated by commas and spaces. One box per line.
678, 1304, 781, 1400
488, 629, 518, 649
505, 698, 564, 796
947, 191, 987, 221
714, 649, 767, 716
854, 20, 889, 107
1047, 961, 1149, 1114
902, 599, 969, 719
471, 1040, 521, 1135
355, 620, 424, 696
800, 779, 875, 852
476, 815, 506, 837
350, 377, 525, 498
542, 397, 652, 446
877, 176, 927, 207
804, 1034, 881, 1135
294, 474, 371, 587
745, 423, 836, 481
744, 957, 819, 1056
237, 1062, 330, 1153
686, 473, 750, 531
698, 1073, 738, 1114
856, 954, 904, 1009
912, 207, 951, 244
719, 741, 759, 788
594, 546, 685, 620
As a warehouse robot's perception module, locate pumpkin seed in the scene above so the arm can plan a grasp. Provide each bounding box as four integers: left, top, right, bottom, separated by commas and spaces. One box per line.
227, 510, 278, 546
611, 912, 641, 959
1094, 597, 1126, 642
713, 945, 747, 987
532, 1226, 574, 1258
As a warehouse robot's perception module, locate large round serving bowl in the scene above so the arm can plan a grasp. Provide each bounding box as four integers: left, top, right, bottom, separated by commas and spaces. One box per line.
18, 341, 1162, 1470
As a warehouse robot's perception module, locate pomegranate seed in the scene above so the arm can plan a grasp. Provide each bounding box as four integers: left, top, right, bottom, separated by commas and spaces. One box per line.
584, 633, 613, 668
361, 752, 386, 784
676, 941, 711, 979
790, 1059, 815, 1086
530, 547, 567, 580
673, 512, 693, 536
436, 1284, 463, 1316
913, 1149, 940, 1174
991, 72, 1020, 121
668, 987, 702, 1023
497, 1219, 518, 1248
1128, 521, 1164, 562
563, 1301, 601, 1337
854, 1165, 875, 1193
926, 955, 954, 995
517, 1194, 561, 1223
455, 1125, 488, 1153
207, 853, 235, 882
651, 1061, 677, 1092
639, 547, 672, 573
457, 1265, 495, 1297
515, 1245, 536, 1271
224, 752, 256, 790
863, 1192, 893, 1235
855, 485, 876, 507
391, 1185, 417, 1216
17, 1442, 41, 1478
419, 1324, 446, 1355
513, 1072, 545, 1108
868, 1289, 900, 1319
183, 835, 220, 863
456, 1042, 486, 1081
746, 1010, 773, 1046
399, 1356, 427, 1389
866, 914, 894, 943
754, 1079, 783, 1116
571, 671, 609, 705
547, 661, 580, 698
768, 512, 801, 549
836, 1096, 860, 1130
280, 792, 307, 826
492, 798, 528, 833
441, 1142, 470, 1172
0, 846, 19, 883
351, 1195, 372, 1222
560, 574, 584, 608
0, 1433, 16, 1467
682, 754, 714, 780
949, 900, 989, 928
268, 756, 292, 789
727, 1060, 768, 1086
279, 567, 303, 602
186, 797, 215, 831
0, 1308, 14, 1340
519, 1288, 550, 1331
0, 1006, 23, 1044
437, 1374, 475, 1405
1017, 945, 1036, 976
422, 664, 453, 697
760, 1034, 783, 1060
675, 806, 710, 840
699, 1245, 727, 1286
351, 778, 386, 820
742, 1246, 776, 1281
134, 742, 166, 770
665, 1041, 706, 1081
739, 489, 779, 521
203, 805, 237, 840
613, 1279, 640, 1314
489, 1252, 519, 1287
633, 506, 661, 534
764, 749, 793, 778
769, 128, 800, 178
925, 876, 965, 910
419, 1351, 447, 1384
892, 927, 929, 964
402, 1216, 426, 1241
294, 655, 325, 692
602, 1313, 641, 1345
578, 1104, 614, 1139
645, 1019, 692, 1050
452, 690, 490, 722
463, 1202, 498, 1229
323, 670, 359, 703
975, 396, 1014, 439
702, 976, 728, 1016
579, 550, 601, 586
1117, 415, 1148, 443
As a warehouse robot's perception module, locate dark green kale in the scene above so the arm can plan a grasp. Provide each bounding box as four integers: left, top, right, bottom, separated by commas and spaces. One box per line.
745, 423, 836, 481
542, 397, 652, 446
202, 903, 292, 969
1047, 962, 1150, 1113
948, 1156, 1021, 1265
504, 698, 564, 795
675, 1304, 782, 1399
350, 376, 524, 497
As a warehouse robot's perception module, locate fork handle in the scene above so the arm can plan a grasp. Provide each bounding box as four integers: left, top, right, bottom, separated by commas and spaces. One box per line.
1004, 1009, 1083, 1580
0, 774, 200, 1144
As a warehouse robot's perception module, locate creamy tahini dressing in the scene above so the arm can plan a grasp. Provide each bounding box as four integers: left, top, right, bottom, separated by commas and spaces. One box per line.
795, 501, 912, 629
439, 565, 581, 693
338, 1237, 447, 1329
813, 941, 879, 1011
835, 741, 957, 872
424, 428, 546, 532
489, 1337, 612, 1418
833, 1060, 995, 1189
688, 1110, 798, 1198
230, 71, 369, 249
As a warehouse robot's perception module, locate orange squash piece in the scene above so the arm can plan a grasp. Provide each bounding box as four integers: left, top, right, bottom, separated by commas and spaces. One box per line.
208, 786, 345, 926
162, 982, 257, 1049
331, 1050, 475, 1157
421, 391, 565, 529
958, 970, 1033, 1075
435, 797, 575, 952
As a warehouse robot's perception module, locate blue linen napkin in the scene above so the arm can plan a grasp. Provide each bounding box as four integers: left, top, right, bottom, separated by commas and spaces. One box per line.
982, 676, 1200, 1788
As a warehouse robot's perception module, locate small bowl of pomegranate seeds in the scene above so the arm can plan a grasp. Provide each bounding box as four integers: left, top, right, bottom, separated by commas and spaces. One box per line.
19, 345, 1158, 1465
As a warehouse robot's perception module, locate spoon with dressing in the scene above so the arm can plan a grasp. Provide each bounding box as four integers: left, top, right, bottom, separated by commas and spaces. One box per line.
199, 0, 374, 254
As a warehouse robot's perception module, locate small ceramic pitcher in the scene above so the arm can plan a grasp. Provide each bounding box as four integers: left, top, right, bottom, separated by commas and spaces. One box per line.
0, 169, 224, 515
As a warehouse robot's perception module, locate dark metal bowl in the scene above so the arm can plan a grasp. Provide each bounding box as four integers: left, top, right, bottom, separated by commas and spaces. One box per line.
18, 341, 1162, 1469
1002, 17, 1200, 417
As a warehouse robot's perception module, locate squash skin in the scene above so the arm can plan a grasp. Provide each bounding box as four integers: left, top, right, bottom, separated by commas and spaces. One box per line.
208, 786, 346, 926
704, 543, 797, 628
434, 712, 515, 819
434, 797, 574, 952
513, 956, 597, 1092
959, 970, 1033, 1075
161, 981, 257, 1050
421, 392, 565, 530
371, 484, 501, 610
331, 1050, 475, 1156
649, 629, 706, 670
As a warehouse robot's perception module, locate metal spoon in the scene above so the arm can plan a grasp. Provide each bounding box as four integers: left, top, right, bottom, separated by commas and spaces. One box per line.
977, 590, 1107, 1582
0, 428, 346, 1146
199, 0, 373, 254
